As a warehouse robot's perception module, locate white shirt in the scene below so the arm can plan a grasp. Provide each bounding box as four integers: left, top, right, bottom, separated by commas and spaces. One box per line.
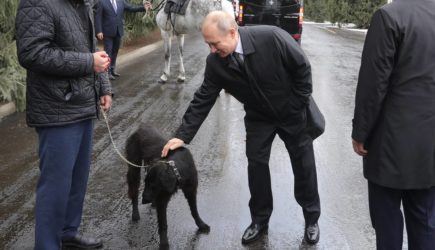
235, 33, 244, 58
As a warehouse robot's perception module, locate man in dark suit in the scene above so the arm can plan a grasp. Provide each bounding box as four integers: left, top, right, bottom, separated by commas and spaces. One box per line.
352, 0, 435, 249
161, 11, 324, 245
95, 0, 151, 80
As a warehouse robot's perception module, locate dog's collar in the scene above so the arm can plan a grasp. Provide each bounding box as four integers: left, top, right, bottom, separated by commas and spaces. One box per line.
143, 160, 183, 187
167, 160, 183, 185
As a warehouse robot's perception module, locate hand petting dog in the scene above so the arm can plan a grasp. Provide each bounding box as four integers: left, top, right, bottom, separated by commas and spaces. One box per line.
161, 138, 184, 157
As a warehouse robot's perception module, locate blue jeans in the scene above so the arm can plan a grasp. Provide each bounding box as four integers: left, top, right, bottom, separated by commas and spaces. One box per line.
34, 119, 94, 250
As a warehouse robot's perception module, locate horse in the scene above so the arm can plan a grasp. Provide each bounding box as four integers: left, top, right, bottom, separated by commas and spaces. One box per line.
146, 0, 235, 83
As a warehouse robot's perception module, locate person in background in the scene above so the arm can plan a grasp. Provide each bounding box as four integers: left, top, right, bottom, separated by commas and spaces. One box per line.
352, 0, 435, 249
15, 0, 112, 249
95, 0, 152, 80
161, 11, 324, 246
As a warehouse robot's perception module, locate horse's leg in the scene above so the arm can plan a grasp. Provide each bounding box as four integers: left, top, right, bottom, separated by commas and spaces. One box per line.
160, 30, 172, 83
176, 34, 185, 83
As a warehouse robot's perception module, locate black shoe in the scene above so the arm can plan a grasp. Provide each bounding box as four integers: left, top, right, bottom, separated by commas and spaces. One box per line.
241, 223, 268, 245
62, 234, 103, 249
109, 74, 116, 80
304, 223, 319, 245
112, 71, 121, 77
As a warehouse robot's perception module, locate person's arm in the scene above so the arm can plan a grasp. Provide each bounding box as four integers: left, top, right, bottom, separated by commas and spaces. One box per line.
175, 75, 222, 144
352, 9, 398, 146
162, 66, 222, 157
99, 71, 113, 97
123, 0, 145, 12
275, 28, 312, 106
15, 0, 95, 77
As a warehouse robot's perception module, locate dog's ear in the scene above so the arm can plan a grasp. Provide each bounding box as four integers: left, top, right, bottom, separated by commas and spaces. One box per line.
159, 167, 177, 193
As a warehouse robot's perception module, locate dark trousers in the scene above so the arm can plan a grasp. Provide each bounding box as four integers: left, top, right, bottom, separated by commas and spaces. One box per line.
34, 119, 94, 250
103, 35, 122, 72
244, 119, 321, 226
368, 181, 435, 250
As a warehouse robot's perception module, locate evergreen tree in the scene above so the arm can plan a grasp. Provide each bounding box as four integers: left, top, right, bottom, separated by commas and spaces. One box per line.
304, 0, 387, 28
0, 0, 26, 111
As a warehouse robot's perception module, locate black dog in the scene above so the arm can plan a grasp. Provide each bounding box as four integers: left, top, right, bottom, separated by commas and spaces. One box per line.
126, 124, 210, 249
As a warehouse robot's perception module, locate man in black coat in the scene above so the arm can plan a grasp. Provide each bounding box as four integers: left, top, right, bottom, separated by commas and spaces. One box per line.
95, 0, 151, 80
161, 11, 324, 245
352, 0, 435, 249
15, 0, 112, 249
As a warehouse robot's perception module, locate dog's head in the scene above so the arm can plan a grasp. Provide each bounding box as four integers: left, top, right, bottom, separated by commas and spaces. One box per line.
142, 161, 178, 204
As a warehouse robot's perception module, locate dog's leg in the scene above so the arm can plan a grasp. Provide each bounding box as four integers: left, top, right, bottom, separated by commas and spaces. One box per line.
183, 186, 210, 233
156, 194, 171, 250
127, 166, 141, 221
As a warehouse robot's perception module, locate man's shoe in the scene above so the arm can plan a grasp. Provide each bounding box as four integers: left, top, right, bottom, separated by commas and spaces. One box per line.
241, 223, 268, 245
62, 234, 103, 249
304, 223, 320, 245
112, 71, 121, 77
109, 74, 116, 80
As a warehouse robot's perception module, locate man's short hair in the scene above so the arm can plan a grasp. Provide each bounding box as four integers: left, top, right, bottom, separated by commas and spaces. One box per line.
203, 11, 238, 34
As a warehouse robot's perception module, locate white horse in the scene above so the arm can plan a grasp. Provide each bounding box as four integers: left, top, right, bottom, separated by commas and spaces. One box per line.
147, 0, 235, 83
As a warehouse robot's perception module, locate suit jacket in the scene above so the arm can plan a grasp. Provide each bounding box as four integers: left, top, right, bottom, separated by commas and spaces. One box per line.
175, 25, 324, 144
352, 0, 435, 189
94, 0, 145, 37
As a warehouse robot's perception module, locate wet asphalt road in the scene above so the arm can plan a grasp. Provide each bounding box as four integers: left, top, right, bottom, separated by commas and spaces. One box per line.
0, 23, 377, 249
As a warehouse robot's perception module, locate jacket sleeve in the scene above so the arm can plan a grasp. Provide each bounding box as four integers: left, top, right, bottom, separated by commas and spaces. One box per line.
174, 68, 222, 144
95, 1, 103, 34
15, 0, 94, 77
275, 28, 312, 106
123, 0, 145, 12
352, 9, 397, 143
98, 72, 112, 97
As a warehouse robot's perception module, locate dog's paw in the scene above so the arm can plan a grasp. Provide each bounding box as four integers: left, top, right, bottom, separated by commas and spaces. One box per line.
198, 223, 210, 233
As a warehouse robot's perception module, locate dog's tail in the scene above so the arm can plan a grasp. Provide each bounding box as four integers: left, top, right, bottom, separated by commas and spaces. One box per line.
126, 133, 142, 200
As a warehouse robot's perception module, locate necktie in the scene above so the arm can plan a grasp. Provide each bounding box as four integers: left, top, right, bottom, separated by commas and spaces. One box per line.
111, 0, 117, 13
232, 52, 244, 71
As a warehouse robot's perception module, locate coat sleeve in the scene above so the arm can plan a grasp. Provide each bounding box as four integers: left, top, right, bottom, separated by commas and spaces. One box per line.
352, 9, 398, 143
95, 1, 103, 34
15, 0, 94, 77
174, 65, 222, 144
98, 72, 112, 97
123, 0, 145, 12
275, 28, 312, 106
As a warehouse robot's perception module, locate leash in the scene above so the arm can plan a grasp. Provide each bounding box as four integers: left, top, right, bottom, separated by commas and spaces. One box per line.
100, 108, 183, 185
100, 109, 179, 174
100, 109, 149, 168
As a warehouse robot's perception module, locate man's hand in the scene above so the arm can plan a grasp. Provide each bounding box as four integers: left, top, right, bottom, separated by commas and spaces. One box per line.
93, 51, 111, 73
352, 139, 368, 156
97, 32, 104, 41
144, 1, 152, 11
100, 95, 112, 112
161, 138, 184, 157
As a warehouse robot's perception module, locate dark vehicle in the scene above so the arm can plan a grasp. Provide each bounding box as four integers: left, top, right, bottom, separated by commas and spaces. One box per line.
237, 0, 304, 44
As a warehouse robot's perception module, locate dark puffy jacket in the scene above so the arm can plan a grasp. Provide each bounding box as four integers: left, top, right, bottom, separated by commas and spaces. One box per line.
15, 0, 112, 127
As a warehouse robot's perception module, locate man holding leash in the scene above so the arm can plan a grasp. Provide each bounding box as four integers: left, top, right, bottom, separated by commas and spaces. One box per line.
15, 0, 112, 248
162, 11, 324, 245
